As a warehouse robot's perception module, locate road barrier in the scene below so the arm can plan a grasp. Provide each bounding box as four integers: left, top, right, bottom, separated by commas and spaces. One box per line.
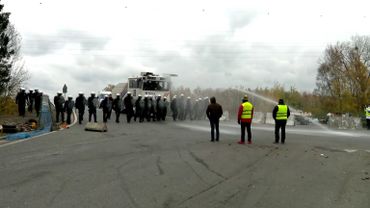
6, 95, 52, 141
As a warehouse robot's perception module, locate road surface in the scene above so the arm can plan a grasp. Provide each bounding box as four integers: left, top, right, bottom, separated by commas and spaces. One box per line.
0, 113, 369, 208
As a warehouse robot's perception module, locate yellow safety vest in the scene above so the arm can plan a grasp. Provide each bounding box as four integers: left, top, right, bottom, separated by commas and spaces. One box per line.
366, 107, 370, 119
241, 102, 253, 119
276, 105, 288, 120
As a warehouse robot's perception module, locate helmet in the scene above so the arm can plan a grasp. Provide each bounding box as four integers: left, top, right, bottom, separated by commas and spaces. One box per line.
78, 92, 84, 95
57, 91, 62, 95
68, 95, 73, 98
116, 93, 120, 96
91, 91, 95, 95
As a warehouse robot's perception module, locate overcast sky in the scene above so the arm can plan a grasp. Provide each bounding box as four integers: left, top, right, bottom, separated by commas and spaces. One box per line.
3, 0, 370, 96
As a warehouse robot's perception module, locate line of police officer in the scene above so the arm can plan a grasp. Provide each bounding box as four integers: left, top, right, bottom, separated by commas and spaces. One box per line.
15, 88, 43, 117
51, 91, 211, 125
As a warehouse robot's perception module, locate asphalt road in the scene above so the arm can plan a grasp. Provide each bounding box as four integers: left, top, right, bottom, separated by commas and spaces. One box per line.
0, 112, 370, 208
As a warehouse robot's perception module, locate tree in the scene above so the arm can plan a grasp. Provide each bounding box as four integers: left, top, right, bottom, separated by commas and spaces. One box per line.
0, 3, 12, 95
0, 2, 28, 96
315, 36, 370, 115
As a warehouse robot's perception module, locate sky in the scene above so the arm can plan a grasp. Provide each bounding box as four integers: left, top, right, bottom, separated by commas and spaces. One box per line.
3, 0, 370, 96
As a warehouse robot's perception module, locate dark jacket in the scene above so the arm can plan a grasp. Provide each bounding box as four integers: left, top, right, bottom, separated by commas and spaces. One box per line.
206, 97, 223, 121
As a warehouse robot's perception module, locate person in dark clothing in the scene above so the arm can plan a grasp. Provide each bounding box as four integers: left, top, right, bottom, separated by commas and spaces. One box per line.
206, 97, 223, 142
124, 92, 134, 123
156, 95, 163, 122
134, 95, 143, 122
100, 95, 110, 123
34, 89, 42, 117
64, 95, 75, 125
107, 93, 113, 120
185, 97, 192, 120
112, 93, 123, 123
75, 92, 86, 124
237, 95, 254, 144
170, 95, 178, 121
27, 89, 34, 113
53, 92, 65, 123
149, 96, 156, 122
87, 92, 98, 123
162, 96, 168, 121
15, 88, 27, 117
178, 94, 185, 120
143, 95, 150, 122
272, 99, 291, 144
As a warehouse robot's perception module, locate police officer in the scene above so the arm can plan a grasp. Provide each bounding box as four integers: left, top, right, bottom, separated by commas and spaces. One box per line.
185, 96, 192, 120
15, 88, 27, 117
162, 96, 168, 121
134, 95, 143, 122
75, 92, 86, 124
64, 95, 75, 125
143, 95, 150, 122
112, 93, 123, 123
100, 95, 110, 123
237, 95, 254, 144
365, 104, 370, 130
124, 92, 134, 123
88, 92, 98, 123
272, 99, 291, 144
156, 95, 163, 121
107, 93, 113, 120
27, 89, 34, 113
34, 89, 42, 116
170, 95, 178, 121
54, 92, 65, 123
178, 94, 185, 120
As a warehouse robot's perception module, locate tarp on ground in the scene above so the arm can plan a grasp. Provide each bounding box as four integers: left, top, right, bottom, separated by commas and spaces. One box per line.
6, 96, 52, 141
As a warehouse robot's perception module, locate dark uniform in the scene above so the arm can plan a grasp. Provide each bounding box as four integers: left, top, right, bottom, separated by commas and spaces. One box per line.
185, 97, 192, 120
170, 96, 178, 121
162, 97, 168, 121
206, 97, 223, 142
34, 90, 42, 116
134, 95, 143, 122
27, 90, 34, 113
272, 99, 291, 144
75, 93, 87, 124
64, 96, 75, 124
156, 96, 163, 122
15, 88, 27, 117
87, 93, 98, 122
100, 96, 111, 123
178, 94, 185, 120
112, 94, 123, 123
54, 92, 65, 123
124, 93, 134, 123
107, 94, 113, 120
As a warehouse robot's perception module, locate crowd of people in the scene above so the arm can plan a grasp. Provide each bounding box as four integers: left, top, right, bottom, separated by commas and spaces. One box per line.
15, 88, 298, 145
15, 88, 44, 117
51, 92, 212, 125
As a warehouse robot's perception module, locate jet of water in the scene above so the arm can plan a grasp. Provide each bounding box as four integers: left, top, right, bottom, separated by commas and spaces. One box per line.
235, 88, 330, 131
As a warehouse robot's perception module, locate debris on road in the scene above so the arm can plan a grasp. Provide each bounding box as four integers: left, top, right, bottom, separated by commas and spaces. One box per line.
320, 153, 329, 158
85, 122, 108, 132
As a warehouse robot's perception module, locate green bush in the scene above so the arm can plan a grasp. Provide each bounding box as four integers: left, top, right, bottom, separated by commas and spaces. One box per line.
0, 96, 18, 115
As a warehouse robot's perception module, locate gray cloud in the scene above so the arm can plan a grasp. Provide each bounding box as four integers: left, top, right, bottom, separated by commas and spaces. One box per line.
22, 29, 110, 56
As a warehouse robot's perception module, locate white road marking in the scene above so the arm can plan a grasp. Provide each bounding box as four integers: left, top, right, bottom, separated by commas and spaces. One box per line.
343, 149, 358, 153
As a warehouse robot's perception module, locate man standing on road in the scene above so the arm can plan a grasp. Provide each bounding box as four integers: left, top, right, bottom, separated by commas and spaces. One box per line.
272, 99, 290, 144
365, 104, 370, 130
112, 93, 123, 123
124, 92, 134, 123
87, 92, 98, 123
75, 92, 86, 124
100, 95, 110, 123
206, 97, 223, 142
34, 89, 42, 117
170, 95, 178, 121
64, 95, 75, 125
237, 95, 254, 144
53, 92, 65, 123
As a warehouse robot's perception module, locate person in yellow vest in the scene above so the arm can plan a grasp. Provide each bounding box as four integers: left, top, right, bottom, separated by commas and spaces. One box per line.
365, 105, 370, 130
237, 95, 254, 144
272, 99, 290, 144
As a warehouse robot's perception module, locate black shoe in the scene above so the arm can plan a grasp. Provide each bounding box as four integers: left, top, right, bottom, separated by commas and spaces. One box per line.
210, 140, 215, 142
